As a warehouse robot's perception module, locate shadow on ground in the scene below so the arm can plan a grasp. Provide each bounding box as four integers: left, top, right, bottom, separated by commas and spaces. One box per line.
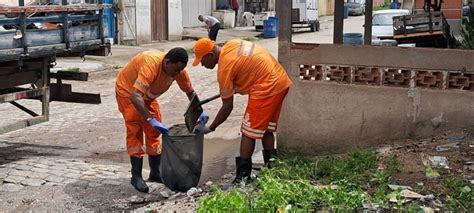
0, 141, 72, 166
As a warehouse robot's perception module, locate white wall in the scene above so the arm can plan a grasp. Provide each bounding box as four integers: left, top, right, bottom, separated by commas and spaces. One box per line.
182, 0, 212, 27
2, 0, 36, 6
135, 0, 151, 44
169, 0, 183, 40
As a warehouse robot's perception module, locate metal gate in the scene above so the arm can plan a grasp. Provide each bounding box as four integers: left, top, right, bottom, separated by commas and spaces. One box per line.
152, 0, 168, 41
119, 0, 137, 44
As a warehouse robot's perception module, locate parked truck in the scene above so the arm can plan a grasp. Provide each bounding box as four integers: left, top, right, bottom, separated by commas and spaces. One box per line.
254, 0, 320, 32
0, 0, 111, 134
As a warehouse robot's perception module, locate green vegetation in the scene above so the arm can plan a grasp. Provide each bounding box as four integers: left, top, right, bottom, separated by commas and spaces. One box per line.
458, 8, 474, 49
373, 0, 392, 11
198, 150, 473, 212
186, 47, 195, 55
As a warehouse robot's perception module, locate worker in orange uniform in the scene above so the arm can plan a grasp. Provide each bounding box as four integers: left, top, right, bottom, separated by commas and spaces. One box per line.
115, 48, 198, 193
192, 38, 292, 184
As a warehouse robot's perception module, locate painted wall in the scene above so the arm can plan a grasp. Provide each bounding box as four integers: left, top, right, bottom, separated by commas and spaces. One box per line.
2, 0, 36, 6
135, 0, 151, 44
182, 0, 212, 27
169, 0, 183, 40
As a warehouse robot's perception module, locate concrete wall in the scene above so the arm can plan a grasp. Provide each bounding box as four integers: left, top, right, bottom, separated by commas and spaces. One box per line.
135, 0, 151, 44
169, 0, 183, 40
278, 81, 474, 155
276, 43, 474, 155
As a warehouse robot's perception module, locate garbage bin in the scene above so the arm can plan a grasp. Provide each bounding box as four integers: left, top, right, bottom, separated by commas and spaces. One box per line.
263, 17, 279, 38
343, 33, 363, 45
343, 5, 349, 19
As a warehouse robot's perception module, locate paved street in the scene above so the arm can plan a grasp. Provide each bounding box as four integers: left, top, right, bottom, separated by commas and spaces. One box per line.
0, 15, 364, 211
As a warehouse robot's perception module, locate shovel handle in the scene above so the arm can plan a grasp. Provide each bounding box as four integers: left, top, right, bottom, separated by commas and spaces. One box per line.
199, 94, 221, 106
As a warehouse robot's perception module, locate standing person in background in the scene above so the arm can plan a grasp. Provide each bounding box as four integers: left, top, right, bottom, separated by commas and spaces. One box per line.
230, 0, 240, 26
198, 15, 221, 41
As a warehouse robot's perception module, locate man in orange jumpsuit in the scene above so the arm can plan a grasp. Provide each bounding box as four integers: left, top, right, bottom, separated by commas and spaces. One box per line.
192, 38, 292, 183
115, 48, 197, 192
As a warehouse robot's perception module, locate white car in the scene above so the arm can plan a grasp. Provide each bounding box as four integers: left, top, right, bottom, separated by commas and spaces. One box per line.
372, 9, 410, 41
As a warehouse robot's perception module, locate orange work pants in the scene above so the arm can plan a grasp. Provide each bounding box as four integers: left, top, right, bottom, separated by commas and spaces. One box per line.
116, 94, 162, 157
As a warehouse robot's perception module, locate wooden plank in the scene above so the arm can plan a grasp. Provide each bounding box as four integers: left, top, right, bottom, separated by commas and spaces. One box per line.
334, 0, 344, 44
0, 71, 38, 89
394, 31, 444, 39
364, 0, 373, 45
50, 71, 89, 81
0, 88, 46, 103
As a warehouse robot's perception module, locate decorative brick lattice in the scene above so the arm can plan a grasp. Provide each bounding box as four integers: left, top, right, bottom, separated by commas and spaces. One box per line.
383, 69, 411, 87
298, 64, 473, 92
447, 73, 474, 91
327, 66, 351, 83
299, 64, 324, 81
415, 71, 444, 89
353, 67, 382, 86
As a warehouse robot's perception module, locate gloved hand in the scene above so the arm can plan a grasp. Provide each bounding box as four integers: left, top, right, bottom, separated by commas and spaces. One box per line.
199, 112, 209, 126
194, 125, 213, 134
148, 118, 169, 135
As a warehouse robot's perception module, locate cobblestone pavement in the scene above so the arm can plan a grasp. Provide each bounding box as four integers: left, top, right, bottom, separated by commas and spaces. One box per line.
0, 38, 277, 211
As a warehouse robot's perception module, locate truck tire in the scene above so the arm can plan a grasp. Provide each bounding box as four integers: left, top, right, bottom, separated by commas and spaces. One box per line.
310, 21, 319, 32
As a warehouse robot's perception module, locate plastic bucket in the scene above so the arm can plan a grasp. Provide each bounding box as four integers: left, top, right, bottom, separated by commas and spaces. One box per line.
263, 17, 279, 38
343, 33, 363, 45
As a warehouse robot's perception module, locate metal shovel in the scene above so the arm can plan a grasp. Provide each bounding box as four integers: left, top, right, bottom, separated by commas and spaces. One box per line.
184, 94, 221, 132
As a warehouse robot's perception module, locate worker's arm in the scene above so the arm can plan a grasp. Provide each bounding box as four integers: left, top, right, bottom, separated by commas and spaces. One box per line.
209, 96, 233, 131
131, 89, 169, 134
130, 89, 153, 119
186, 90, 197, 101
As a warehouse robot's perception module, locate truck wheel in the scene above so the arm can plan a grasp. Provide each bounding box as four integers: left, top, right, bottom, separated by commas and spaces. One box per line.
310, 22, 317, 32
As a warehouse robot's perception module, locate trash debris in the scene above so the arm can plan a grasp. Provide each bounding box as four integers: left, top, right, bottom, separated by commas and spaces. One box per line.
159, 190, 171, 198
435, 143, 460, 152
388, 184, 413, 191
186, 187, 202, 197
426, 167, 440, 179
205, 181, 213, 186
422, 206, 435, 213
448, 133, 466, 142
464, 162, 474, 172
421, 154, 449, 169
400, 189, 425, 199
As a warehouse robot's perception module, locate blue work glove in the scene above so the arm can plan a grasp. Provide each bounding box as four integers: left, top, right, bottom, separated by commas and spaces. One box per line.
195, 112, 213, 134
148, 118, 169, 135
199, 112, 209, 126
195, 125, 213, 134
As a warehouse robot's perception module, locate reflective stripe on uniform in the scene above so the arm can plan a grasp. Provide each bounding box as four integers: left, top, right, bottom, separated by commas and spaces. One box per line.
241, 124, 265, 134
127, 146, 144, 153
241, 128, 264, 138
134, 80, 149, 89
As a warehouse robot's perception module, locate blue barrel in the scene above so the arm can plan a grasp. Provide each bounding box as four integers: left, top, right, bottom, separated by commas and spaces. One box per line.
263, 17, 279, 38
343, 5, 349, 19
103, 0, 115, 43
343, 33, 363, 45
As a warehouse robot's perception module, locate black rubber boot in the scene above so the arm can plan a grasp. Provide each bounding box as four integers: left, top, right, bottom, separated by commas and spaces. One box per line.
262, 149, 278, 168
232, 157, 252, 184
148, 155, 162, 183
130, 156, 149, 193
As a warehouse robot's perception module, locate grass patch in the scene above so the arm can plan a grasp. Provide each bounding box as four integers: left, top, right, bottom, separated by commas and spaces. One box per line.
242, 36, 260, 42
198, 150, 472, 212
198, 150, 406, 212
186, 47, 194, 55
